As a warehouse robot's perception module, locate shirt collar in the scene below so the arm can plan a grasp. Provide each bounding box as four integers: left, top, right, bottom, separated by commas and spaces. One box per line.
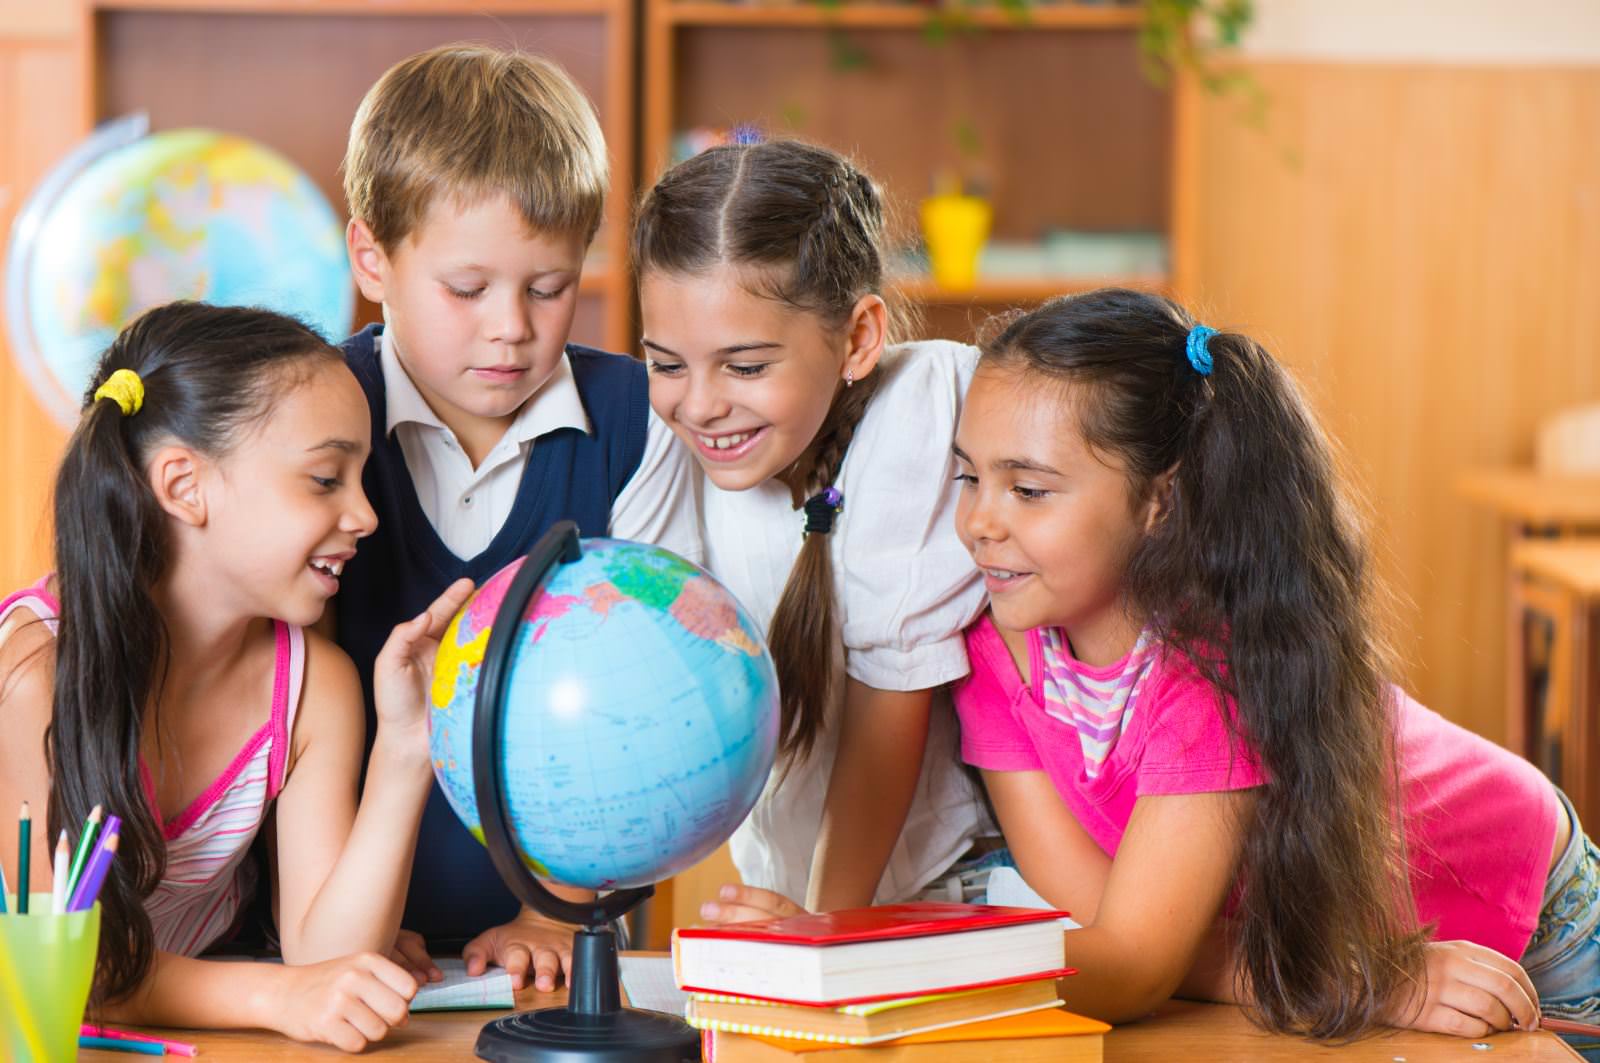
379, 326, 591, 446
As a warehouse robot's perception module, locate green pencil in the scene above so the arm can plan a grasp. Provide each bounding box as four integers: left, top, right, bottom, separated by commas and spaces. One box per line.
65, 804, 103, 901
16, 801, 30, 915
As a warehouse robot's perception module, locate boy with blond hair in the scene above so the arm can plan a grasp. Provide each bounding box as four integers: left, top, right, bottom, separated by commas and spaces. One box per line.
335, 43, 700, 993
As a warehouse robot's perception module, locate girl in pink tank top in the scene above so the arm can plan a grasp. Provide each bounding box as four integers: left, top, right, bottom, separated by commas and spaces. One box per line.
0, 303, 472, 1052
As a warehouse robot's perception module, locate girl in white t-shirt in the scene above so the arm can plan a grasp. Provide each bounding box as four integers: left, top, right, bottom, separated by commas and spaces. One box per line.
631, 140, 994, 914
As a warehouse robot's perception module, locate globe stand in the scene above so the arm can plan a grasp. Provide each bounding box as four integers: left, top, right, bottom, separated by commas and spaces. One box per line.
471, 521, 701, 1063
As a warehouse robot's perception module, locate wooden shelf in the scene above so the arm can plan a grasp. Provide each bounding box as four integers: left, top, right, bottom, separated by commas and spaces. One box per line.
658, 2, 1142, 29
891, 273, 1169, 303
643, 0, 1187, 345
92, 0, 622, 13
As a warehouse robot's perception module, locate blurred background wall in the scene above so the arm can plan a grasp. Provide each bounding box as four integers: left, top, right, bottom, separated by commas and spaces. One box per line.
1190, 0, 1600, 742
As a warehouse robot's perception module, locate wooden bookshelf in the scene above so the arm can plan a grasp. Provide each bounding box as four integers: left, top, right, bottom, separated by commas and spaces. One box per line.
644, 0, 1193, 340
658, 2, 1144, 30
85, 0, 639, 353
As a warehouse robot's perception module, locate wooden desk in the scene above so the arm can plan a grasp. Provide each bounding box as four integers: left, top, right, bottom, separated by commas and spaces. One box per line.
1458, 469, 1600, 534
80, 986, 1579, 1061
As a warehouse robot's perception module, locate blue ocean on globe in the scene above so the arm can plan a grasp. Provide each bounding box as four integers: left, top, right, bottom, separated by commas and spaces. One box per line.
5, 116, 352, 424
429, 538, 780, 891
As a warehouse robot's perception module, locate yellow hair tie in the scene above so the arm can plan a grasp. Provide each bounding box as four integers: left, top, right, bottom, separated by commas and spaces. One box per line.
94, 368, 144, 416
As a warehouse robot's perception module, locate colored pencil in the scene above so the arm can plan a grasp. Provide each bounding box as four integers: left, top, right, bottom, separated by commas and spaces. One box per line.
65, 804, 103, 899
50, 830, 69, 914
78, 1033, 165, 1054
0, 846, 8, 913
16, 801, 29, 914
67, 831, 118, 913
81, 1025, 197, 1056
70, 813, 121, 907
1543, 1015, 1600, 1037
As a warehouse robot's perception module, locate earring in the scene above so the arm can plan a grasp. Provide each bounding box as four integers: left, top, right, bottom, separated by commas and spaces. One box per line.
844, 369, 854, 388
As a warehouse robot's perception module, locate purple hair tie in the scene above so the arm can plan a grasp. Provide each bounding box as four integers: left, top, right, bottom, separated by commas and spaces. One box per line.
802, 487, 844, 536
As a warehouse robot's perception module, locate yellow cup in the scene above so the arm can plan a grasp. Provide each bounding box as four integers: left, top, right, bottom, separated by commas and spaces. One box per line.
0, 895, 101, 1062
920, 193, 993, 290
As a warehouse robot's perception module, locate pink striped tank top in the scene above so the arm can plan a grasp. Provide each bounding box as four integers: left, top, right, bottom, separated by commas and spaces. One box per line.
0, 577, 305, 957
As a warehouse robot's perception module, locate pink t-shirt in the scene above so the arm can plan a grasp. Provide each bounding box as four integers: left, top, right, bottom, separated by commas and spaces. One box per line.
954, 615, 1560, 960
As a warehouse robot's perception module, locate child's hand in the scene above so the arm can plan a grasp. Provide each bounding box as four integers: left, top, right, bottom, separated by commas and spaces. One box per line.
698, 884, 808, 925
462, 908, 576, 992
269, 952, 418, 1053
1387, 940, 1540, 1037
387, 928, 443, 985
372, 578, 475, 745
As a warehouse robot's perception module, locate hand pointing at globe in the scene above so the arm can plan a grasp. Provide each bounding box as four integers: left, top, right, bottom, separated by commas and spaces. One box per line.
373, 577, 477, 750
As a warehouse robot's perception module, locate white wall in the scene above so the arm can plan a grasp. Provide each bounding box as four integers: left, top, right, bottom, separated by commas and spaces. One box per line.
1239, 0, 1600, 64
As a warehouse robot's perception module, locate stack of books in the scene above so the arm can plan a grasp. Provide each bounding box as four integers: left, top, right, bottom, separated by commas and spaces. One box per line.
671, 902, 1107, 1062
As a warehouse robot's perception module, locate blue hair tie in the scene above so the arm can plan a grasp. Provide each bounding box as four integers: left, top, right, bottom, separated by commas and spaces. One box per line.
1186, 325, 1218, 376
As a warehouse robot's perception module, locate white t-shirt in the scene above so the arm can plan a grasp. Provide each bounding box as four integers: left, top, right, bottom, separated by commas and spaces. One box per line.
706, 339, 993, 905
381, 328, 703, 564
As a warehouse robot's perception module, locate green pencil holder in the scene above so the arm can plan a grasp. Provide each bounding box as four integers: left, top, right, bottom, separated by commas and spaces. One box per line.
0, 895, 100, 1062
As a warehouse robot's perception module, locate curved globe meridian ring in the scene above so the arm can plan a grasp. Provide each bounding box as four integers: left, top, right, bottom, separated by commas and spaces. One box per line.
429, 535, 780, 893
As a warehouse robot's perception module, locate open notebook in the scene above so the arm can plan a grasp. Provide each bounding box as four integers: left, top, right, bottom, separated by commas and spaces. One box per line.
221, 955, 514, 1012
411, 957, 515, 1012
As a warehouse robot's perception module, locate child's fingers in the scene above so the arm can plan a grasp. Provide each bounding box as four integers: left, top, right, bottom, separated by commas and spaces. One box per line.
501, 942, 533, 991
1453, 943, 1539, 1030
1504, 957, 1541, 1028
559, 948, 574, 982
700, 900, 786, 924
419, 579, 476, 637
361, 952, 420, 1001
341, 997, 394, 1046
1437, 982, 1515, 1034
530, 947, 561, 992
715, 883, 806, 918
392, 930, 440, 982
1422, 1004, 1492, 1040
462, 938, 490, 977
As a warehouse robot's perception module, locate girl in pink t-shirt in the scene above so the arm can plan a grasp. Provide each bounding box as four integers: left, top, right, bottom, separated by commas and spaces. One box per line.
946, 288, 1598, 1041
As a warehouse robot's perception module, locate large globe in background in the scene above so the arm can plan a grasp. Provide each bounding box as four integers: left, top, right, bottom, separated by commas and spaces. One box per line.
429, 537, 780, 891
5, 115, 352, 424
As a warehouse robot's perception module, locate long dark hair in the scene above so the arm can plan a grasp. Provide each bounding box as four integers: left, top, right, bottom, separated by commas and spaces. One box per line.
43, 301, 341, 1003
632, 140, 905, 763
980, 288, 1426, 1039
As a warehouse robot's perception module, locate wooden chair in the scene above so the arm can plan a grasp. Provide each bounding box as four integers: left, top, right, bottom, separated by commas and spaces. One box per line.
1508, 540, 1600, 832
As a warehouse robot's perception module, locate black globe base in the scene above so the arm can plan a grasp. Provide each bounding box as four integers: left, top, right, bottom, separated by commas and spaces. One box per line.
474, 1006, 701, 1063
473, 924, 700, 1063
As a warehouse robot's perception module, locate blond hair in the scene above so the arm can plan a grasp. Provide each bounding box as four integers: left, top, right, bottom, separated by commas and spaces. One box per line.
343, 43, 608, 250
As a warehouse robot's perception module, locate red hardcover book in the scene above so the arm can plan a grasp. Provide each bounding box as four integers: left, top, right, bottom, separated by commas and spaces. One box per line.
673, 903, 1072, 1007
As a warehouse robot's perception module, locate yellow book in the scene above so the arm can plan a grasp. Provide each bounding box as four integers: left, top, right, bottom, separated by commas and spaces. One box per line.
686, 978, 1064, 1045
702, 1007, 1109, 1063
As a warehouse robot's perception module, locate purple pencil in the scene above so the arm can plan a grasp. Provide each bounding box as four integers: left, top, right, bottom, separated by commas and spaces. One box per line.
66, 832, 118, 913
64, 812, 119, 910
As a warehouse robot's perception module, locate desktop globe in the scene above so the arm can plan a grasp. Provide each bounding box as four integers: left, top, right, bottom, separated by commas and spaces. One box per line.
429, 524, 780, 1062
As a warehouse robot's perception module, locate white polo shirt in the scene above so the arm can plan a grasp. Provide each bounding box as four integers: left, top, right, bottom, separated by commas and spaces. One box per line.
707, 339, 993, 905
380, 328, 703, 564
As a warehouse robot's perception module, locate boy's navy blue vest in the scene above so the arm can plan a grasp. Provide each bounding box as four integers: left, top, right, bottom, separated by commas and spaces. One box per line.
337, 324, 648, 943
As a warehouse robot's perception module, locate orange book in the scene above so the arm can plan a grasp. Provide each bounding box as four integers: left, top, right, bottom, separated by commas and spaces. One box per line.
701, 1006, 1109, 1063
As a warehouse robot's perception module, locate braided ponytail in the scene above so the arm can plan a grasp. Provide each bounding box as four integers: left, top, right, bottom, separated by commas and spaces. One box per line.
768, 372, 883, 761
633, 140, 903, 762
